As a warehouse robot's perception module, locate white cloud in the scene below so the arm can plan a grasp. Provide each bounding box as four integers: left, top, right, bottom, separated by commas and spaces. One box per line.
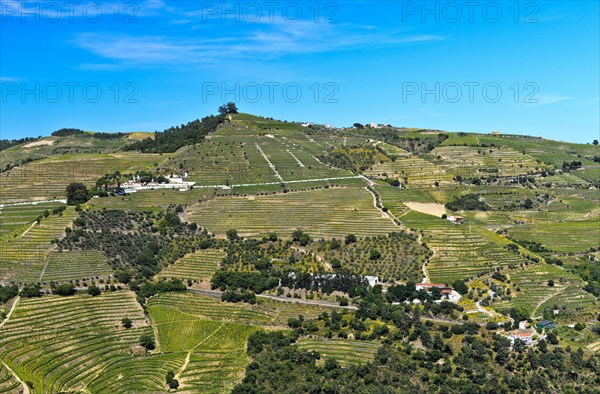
532, 94, 572, 106
74, 22, 446, 68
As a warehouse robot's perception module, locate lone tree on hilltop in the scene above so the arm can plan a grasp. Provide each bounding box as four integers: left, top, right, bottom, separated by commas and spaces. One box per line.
219, 102, 238, 115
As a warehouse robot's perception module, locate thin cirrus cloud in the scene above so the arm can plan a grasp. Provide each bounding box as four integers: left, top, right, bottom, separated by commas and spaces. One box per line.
531, 94, 572, 106
75, 23, 446, 68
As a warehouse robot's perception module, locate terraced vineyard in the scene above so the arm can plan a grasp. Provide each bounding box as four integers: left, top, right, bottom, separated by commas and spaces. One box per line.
0, 202, 65, 238
146, 292, 273, 326
493, 264, 597, 317
0, 153, 166, 203
178, 349, 249, 393
147, 292, 343, 327
507, 221, 600, 253
374, 184, 411, 217
364, 146, 450, 186
0, 363, 21, 394
0, 207, 78, 283
148, 295, 260, 393
295, 338, 380, 366
41, 250, 112, 283
88, 188, 216, 210
401, 211, 528, 283
1, 112, 599, 392
159, 249, 225, 283
187, 187, 398, 239
0, 292, 152, 394
169, 120, 349, 188
432, 145, 545, 177
255, 298, 346, 326
87, 353, 185, 394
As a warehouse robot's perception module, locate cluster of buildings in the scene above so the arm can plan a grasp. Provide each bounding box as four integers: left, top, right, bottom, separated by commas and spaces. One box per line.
416, 283, 462, 302
506, 320, 556, 348
447, 215, 465, 224
120, 174, 195, 193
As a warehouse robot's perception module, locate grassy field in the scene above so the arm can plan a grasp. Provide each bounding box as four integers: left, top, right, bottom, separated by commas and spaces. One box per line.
295, 338, 380, 366
187, 187, 399, 239
0, 291, 153, 394
159, 249, 225, 283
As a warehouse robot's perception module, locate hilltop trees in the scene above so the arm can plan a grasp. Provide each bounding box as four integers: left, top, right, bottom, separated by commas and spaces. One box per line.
52, 128, 85, 137
219, 102, 238, 115
127, 114, 225, 153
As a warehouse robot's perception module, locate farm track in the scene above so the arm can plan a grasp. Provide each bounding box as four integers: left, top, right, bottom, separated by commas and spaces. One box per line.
1, 360, 29, 394
0, 199, 67, 208
188, 289, 358, 310
20, 221, 37, 237
255, 143, 284, 182
361, 176, 431, 282
0, 296, 29, 393
0, 296, 19, 329
189, 175, 363, 190
38, 244, 58, 282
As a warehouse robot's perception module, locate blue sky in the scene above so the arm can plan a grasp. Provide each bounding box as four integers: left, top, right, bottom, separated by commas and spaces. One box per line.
1, 0, 598, 143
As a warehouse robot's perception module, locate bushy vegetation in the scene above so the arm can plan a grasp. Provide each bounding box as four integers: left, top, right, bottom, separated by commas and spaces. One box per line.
319, 144, 386, 172
0, 285, 19, 303
57, 209, 212, 278
66, 182, 89, 205
0, 136, 39, 151
126, 114, 225, 153
51, 128, 86, 137
234, 287, 599, 394
235, 329, 599, 393
446, 194, 490, 211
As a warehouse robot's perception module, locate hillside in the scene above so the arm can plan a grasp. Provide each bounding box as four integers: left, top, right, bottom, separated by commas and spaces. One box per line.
0, 111, 599, 393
